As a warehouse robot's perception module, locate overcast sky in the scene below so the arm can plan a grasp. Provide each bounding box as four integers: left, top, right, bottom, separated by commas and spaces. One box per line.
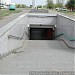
11, 0, 67, 6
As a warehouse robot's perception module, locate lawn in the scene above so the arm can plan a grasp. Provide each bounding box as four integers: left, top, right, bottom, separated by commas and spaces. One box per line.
58, 10, 75, 16
0, 9, 22, 19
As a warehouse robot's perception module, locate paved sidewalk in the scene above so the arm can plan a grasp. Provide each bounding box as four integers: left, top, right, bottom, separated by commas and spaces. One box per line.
48, 10, 75, 19
0, 40, 74, 74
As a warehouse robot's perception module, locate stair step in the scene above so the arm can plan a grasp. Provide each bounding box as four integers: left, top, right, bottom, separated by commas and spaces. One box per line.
24, 40, 69, 49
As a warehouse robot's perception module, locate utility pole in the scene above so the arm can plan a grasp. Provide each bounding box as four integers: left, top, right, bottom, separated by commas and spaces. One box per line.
0, 0, 1, 4
32, 0, 35, 8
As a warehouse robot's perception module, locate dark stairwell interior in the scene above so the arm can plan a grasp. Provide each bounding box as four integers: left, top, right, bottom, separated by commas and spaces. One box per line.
29, 26, 55, 40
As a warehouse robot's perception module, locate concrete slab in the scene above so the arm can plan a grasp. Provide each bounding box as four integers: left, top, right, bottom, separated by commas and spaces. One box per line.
0, 40, 74, 74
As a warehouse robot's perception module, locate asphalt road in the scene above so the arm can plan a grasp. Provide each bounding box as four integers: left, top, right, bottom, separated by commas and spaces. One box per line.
0, 8, 31, 28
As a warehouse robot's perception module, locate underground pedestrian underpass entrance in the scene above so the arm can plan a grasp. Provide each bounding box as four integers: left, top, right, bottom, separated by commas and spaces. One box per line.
29, 24, 55, 40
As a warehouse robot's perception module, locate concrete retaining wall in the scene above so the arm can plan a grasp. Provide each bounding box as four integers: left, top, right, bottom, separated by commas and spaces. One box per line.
56, 14, 75, 48
0, 13, 75, 59
28, 13, 57, 25
0, 13, 57, 59
0, 13, 28, 59
30, 9, 48, 13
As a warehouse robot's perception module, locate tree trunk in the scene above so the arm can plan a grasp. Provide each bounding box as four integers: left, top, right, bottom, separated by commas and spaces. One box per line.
72, 8, 74, 11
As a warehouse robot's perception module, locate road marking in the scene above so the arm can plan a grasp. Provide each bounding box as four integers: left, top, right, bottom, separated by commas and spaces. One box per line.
19, 13, 28, 18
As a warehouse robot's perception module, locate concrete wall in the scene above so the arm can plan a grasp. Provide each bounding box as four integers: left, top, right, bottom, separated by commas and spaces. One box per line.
28, 13, 57, 25
56, 14, 75, 48
30, 9, 48, 13
0, 13, 28, 59
0, 13, 57, 58
0, 13, 75, 59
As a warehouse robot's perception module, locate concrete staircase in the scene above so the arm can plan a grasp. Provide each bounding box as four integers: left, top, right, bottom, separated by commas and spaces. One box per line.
0, 40, 74, 74
24, 40, 68, 49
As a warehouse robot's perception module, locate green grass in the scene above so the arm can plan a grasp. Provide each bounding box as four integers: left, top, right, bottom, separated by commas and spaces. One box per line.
58, 10, 75, 16
0, 9, 22, 18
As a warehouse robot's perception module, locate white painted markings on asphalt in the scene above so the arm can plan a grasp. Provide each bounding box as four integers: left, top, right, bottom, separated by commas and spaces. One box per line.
19, 13, 28, 18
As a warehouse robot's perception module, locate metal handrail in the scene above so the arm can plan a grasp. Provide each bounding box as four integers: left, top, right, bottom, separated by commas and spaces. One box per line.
63, 32, 75, 41
8, 30, 29, 40
55, 32, 75, 41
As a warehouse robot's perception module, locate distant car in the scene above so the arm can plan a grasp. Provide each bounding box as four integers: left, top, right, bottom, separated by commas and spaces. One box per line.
9, 3, 16, 10
3, 5, 7, 9
0, 5, 7, 9
56, 8, 60, 10
61, 8, 67, 11
0, 5, 3, 9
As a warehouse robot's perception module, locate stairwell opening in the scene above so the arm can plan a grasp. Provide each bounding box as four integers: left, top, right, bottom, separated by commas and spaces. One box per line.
29, 24, 55, 40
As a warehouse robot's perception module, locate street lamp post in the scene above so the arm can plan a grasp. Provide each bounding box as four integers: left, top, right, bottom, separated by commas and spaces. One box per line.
32, 0, 35, 8
0, 0, 1, 4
